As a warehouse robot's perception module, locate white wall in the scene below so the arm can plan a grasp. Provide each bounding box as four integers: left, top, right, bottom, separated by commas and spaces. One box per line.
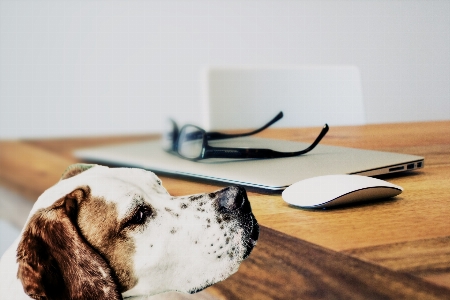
0, 0, 449, 138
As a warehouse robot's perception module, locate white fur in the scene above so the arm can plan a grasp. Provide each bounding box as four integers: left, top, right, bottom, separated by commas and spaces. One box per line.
0, 165, 257, 299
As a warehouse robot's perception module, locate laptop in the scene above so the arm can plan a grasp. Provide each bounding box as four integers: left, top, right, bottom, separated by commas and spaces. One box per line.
74, 137, 424, 191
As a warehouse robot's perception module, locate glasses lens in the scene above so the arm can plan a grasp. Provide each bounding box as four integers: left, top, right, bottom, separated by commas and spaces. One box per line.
178, 125, 204, 159
162, 119, 177, 151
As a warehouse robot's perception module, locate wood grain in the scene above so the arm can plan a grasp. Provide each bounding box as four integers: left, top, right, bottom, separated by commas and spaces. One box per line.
207, 226, 450, 300
25, 134, 154, 160
249, 166, 450, 251
0, 141, 76, 200
1, 121, 450, 298
343, 236, 450, 289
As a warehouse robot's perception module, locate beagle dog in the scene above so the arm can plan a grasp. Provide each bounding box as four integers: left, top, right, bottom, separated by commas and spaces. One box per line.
0, 164, 259, 299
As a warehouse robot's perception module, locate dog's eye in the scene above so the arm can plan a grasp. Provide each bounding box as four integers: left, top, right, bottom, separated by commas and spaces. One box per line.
127, 206, 152, 227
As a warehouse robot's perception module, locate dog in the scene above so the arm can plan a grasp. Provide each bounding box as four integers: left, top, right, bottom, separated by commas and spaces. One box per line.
0, 164, 259, 299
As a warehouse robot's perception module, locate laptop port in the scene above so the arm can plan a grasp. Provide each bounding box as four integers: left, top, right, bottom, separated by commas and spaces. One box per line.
407, 163, 415, 170
389, 166, 405, 172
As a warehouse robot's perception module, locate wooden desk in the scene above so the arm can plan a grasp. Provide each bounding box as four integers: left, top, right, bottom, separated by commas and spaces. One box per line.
1, 121, 449, 299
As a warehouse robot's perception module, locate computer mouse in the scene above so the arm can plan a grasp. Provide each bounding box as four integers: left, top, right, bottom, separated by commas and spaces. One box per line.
282, 174, 403, 208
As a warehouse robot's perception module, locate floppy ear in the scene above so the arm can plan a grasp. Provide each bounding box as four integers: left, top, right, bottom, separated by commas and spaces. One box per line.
60, 163, 96, 181
16, 186, 122, 300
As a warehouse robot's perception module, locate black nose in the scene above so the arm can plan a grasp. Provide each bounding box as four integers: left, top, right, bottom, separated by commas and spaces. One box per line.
215, 186, 248, 213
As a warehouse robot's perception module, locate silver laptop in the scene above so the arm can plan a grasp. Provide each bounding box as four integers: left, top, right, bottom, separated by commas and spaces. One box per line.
74, 137, 424, 191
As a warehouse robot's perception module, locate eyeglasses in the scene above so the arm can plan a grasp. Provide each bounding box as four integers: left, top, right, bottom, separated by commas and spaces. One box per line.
162, 111, 284, 152
162, 112, 329, 161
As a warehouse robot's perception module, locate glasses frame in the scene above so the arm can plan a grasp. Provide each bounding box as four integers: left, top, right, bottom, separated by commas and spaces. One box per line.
165, 111, 284, 153
176, 123, 329, 161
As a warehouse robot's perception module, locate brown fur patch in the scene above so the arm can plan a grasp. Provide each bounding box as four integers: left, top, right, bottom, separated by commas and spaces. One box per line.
77, 196, 138, 292
16, 187, 123, 300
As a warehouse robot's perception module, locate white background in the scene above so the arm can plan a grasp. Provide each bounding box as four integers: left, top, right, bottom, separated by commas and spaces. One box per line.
0, 0, 449, 138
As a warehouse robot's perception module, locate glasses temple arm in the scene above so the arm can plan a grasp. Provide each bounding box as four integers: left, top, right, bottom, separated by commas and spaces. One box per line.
202, 124, 329, 159
206, 111, 283, 140
294, 123, 329, 155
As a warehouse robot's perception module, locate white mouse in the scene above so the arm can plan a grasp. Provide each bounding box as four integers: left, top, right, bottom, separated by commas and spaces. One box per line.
282, 174, 403, 208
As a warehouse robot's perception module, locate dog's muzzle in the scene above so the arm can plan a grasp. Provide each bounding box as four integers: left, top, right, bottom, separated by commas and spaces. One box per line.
213, 186, 259, 259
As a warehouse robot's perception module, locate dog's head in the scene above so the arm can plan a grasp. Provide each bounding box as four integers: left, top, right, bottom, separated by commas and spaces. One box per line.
16, 164, 259, 299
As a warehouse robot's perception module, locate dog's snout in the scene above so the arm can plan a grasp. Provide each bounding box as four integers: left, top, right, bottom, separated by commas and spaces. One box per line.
215, 186, 247, 212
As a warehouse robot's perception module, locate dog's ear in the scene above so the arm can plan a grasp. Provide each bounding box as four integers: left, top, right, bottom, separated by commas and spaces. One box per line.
60, 163, 96, 180
16, 186, 122, 300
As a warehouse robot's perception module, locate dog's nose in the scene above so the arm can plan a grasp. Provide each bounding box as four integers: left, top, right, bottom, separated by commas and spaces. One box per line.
215, 186, 247, 212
